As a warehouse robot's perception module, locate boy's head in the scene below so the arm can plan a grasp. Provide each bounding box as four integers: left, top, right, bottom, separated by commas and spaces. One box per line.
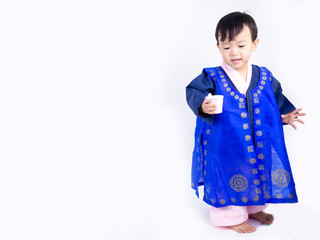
215, 12, 258, 45
215, 12, 259, 72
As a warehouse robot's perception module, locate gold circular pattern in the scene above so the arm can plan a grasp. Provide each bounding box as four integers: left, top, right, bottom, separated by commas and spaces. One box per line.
210, 73, 215, 76
256, 131, 262, 137
262, 76, 267, 80
261, 81, 266, 85
204, 140, 207, 145
250, 158, 256, 164
211, 199, 215, 204
257, 90, 261, 94
241, 112, 247, 118
242, 197, 248, 203
254, 179, 260, 185
239, 98, 244, 102
235, 95, 239, 99
229, 174, 249, 192
226, 87, 231, 92
220, 199, 226, 205
272, 169, 291, 188
276, 193, 282, 199
231, 198, 236, 203
222, 79, 226, 82
230, 91, 235, 96
255, 108, 260, 114
218, 71, 222, 74
245, 135, 251, 141
220, 75, 224, 78
223, 83, 228, 87
258, 154, 264, 159
206, 129, 211, 134
262, 72, 267, 75
254, 93, 258, 97
259, 86, 264, 90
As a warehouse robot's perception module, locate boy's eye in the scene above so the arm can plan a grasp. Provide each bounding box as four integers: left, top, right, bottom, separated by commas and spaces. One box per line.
223, 47, 230, 50
239, 45, 245, 48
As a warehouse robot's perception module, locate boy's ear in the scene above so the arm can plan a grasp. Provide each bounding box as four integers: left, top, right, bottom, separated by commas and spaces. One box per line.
252, 39, 260, 51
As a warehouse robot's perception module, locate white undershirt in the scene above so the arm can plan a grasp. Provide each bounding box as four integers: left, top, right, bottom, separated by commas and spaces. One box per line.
221, 61, 252, 96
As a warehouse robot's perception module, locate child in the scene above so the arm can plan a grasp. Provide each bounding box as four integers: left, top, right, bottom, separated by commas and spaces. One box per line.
186, 12, 306, 234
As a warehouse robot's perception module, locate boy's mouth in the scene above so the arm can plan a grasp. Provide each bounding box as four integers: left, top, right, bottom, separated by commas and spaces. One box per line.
231, 58, 241, 64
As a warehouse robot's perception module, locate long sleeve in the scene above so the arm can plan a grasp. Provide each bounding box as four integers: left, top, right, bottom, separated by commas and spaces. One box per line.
272, 77, 296, 115
186, 70, 215, 124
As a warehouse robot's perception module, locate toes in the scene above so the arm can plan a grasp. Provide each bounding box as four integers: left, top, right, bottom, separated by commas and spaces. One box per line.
266, 214, 274, 224
247, 226, 256, 233
230, 223, 256, 234
231, 226, 243, 234
242, 223, 256, 233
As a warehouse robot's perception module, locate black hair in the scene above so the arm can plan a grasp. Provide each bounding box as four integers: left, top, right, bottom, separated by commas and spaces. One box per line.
215, 11, 258, 44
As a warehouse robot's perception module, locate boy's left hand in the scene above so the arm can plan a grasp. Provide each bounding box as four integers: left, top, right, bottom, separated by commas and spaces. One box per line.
281, 108, 306, 130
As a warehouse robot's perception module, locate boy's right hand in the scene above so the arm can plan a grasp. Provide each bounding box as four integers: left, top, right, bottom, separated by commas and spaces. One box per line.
201, 99, 218, 115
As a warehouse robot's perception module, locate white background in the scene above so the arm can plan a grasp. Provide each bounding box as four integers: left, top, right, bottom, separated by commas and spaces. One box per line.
0, 0, 319, 239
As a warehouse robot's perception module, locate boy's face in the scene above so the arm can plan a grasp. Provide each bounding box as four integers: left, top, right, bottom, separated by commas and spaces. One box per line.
217, 25, 259, 73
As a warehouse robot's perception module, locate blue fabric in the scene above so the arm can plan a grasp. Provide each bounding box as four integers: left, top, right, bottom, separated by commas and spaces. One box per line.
188, 66, 298, 208
186, 65, 296, 125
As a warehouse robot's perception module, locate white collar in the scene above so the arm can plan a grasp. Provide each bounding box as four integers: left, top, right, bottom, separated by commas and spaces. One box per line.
221, 61, 252, 96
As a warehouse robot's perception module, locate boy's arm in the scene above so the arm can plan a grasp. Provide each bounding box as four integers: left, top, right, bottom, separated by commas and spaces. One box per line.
272, 77, 296, 115
186, 71, 215, 124
272, 77, 306, 129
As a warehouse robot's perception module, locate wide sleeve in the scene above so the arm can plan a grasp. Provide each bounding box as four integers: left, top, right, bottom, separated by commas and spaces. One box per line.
186, 70, 215, 123
272, 77, 296, 115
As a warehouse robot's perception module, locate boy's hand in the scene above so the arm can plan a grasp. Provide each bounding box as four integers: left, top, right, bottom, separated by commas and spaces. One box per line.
281, 108, 306, 130
201, 99, 218, 115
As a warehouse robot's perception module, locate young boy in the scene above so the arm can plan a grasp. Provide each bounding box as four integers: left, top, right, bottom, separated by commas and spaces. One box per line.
186, 12, 305, 234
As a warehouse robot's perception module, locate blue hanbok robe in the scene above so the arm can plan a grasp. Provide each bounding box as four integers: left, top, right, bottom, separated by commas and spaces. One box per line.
186, 65, 298, 208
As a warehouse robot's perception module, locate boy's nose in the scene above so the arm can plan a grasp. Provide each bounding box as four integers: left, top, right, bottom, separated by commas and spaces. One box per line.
231, 47, 239, 55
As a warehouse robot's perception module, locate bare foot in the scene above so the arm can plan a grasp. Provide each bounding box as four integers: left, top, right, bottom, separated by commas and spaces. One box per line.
229, 222, 256, 233
249, 211, 274, 225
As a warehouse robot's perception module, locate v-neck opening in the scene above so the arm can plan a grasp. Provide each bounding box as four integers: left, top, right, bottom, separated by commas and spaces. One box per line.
221, 68, 246, 98
221, 66, 262, 98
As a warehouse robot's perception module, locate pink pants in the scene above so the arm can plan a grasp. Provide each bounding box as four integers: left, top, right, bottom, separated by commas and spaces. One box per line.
209, 205, 267, 226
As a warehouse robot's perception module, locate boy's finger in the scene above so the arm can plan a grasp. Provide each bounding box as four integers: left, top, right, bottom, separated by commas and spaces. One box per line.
207, 103, 217, 107
295, 119, 305, 124
292, 123, 297, 130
